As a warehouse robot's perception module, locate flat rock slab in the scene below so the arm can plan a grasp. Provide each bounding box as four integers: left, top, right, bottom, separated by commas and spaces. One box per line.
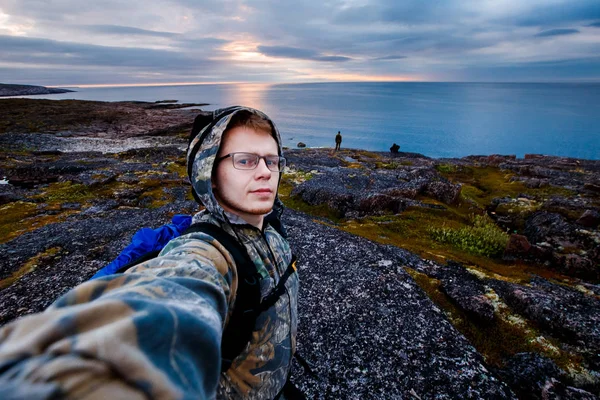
284, 210, 515, 399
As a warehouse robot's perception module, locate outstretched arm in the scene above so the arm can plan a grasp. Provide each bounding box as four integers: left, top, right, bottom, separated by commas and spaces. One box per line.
0, 234, 235, 399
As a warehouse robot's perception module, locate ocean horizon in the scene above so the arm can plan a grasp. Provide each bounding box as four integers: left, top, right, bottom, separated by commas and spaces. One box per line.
10, 82, 600, 160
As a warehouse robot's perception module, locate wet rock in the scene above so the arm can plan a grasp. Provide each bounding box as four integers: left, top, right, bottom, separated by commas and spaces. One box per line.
357, 194, 408, 215
464, 154, 516, 166
524, 212, 574, 244
60, 202, 81, 210
116, 173, 141, 184
557, 253, 597, 280
584, 183, 600, 193
494, 353, 599, 400
0, 191, 24, 205
297, 142, 306, 148
503, 234, 531, 260
577, 210, 600, 228
424, 178, 461, 205
541, 196, 590, 220
70, 171, 118, 187
291, 163, 459, 217
438, 261, 495, 322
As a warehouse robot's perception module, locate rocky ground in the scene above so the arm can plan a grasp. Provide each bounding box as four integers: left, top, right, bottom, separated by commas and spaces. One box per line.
0, 99, 599, 399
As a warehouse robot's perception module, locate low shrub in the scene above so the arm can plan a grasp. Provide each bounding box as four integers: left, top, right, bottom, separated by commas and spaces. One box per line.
429, 214, 509, 258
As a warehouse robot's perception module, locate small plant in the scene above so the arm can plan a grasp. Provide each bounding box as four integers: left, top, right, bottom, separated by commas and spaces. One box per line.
428, 214, 509, 258
435, 163, 457, 174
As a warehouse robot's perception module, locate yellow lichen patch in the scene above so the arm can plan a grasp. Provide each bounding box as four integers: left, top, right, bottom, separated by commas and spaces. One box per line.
34, 181, 95, 204
348, 150, 382, 160
281, 168, 316, 185
0, 201, 39, 243
138, 179, 174, 209
345, 162, 364, 169
165, 161, 187, 178
405, 268, 577, 368
565, 363, 599, 388
437, 165, 575, 211
0, 247, 62, 289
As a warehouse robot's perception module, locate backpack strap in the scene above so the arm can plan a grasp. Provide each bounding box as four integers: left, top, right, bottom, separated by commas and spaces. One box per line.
264, 211, 287, 239
257, 255, 297, 312
183, 222, 263, 373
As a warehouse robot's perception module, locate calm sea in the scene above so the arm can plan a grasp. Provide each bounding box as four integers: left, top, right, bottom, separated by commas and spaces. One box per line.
15, 82, 600, 160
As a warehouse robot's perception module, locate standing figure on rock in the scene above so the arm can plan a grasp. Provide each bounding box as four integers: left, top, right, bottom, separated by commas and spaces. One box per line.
335, 130, 342, 151
0, 107, 302, 399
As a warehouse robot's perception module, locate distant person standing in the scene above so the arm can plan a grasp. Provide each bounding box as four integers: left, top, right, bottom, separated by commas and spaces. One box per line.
335, 131, 342, 151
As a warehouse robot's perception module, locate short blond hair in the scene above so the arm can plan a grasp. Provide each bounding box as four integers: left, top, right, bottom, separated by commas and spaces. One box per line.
225, 110, 273, 136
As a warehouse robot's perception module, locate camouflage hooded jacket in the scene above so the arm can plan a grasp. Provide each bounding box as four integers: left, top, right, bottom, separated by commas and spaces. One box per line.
0, 106, 299, 399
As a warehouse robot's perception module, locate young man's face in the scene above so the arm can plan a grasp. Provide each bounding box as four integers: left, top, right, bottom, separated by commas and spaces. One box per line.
213, 126, 279, 228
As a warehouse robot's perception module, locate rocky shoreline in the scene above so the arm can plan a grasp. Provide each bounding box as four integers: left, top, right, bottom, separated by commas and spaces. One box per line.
0, 83, 75, 97
0, 98, 599, 398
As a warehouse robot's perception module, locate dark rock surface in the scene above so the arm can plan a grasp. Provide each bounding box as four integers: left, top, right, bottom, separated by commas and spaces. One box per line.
290, 158, 460, 218
489, 277, 600, 363
495, 353, 598, 400
285, 210, 515, 399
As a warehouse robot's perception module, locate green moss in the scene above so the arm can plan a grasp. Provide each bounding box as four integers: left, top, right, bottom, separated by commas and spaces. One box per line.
435, 164, 457, 174
0, 247, 62, 289
278, 179, 342, 221
440, 165, 576, 211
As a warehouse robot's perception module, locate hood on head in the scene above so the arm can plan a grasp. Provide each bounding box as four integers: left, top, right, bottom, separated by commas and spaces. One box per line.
186, 106, 285, 221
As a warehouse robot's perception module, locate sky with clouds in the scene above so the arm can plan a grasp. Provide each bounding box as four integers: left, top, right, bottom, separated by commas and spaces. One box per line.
1, 0, 599, 86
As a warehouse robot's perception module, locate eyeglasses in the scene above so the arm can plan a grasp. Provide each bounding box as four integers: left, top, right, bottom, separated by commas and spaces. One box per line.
217, 152, 287, 172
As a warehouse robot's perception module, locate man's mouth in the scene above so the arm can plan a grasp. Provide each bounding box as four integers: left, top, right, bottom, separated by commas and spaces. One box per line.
251, 188, 273, 194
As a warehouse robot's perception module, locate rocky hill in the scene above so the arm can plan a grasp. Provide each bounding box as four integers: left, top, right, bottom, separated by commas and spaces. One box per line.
0, 99, 598, 399
0, 83, 74, 97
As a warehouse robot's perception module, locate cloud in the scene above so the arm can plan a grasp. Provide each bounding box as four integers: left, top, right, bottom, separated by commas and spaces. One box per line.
535, 28, 580, 37
450, 56, 600, 82
257, 46, 352, 62
0, 34, 216, 70
374, 55, 407, 61
82, 24, 180, 38
332, 1, 466, 25
512, 1, 600, 27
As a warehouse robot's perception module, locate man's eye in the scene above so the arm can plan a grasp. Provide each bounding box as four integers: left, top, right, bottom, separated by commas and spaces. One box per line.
266, 158, 276, 166
236, 156, 257, 167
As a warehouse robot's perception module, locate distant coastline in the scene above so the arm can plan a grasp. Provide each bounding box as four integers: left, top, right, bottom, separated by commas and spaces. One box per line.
0, 83, 74, 97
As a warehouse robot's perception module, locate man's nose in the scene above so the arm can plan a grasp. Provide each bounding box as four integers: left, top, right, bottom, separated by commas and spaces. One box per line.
255, 158, 272, 178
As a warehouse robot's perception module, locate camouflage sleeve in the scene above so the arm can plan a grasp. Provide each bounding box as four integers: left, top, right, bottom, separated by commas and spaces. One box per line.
0, 233, 237, 400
